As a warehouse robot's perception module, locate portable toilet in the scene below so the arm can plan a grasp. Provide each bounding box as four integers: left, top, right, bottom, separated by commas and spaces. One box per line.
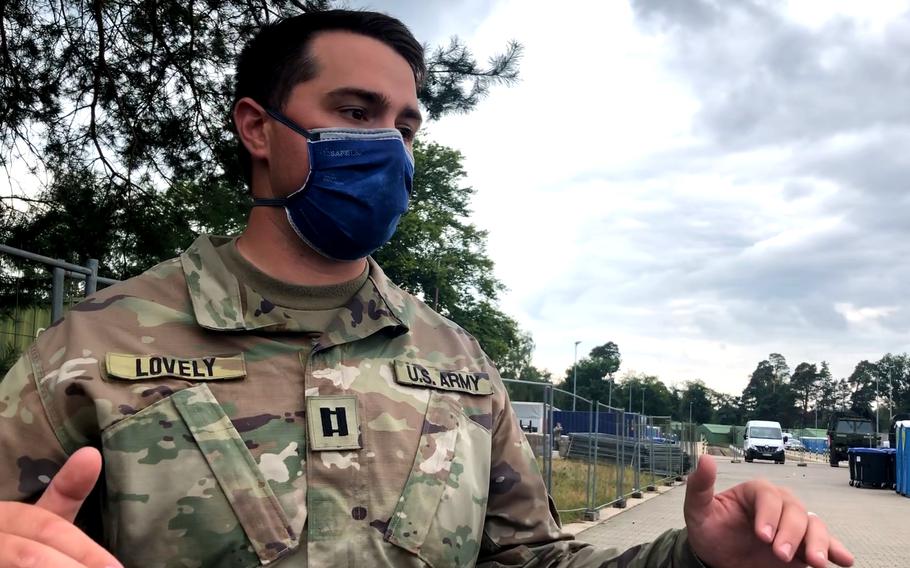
897, 421, 910, 496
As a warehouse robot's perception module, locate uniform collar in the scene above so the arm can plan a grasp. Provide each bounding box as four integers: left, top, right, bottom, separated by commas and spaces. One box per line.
180, 235, 409, 343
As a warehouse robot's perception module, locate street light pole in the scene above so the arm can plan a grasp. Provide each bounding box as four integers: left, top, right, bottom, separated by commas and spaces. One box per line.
641, 388, 645, 415
689, 401, 693, 425
876, 374, 880, 442
572, 341, 581, 411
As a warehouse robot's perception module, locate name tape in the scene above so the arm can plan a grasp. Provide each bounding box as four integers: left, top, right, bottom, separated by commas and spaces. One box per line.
393, 360, 493, 396
106, 353, 246, 381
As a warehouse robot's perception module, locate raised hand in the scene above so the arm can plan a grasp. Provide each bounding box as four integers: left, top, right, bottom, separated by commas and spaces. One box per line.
0, 447, 122, 568
684, 455, 854, 568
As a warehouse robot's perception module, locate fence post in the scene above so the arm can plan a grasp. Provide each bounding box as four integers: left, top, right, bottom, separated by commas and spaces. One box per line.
86, 258, 99, 295
693, 423, 698, 472
615, 409, 626, 508
731, 425, 741, 463
676, 424, 685, 481
691, 424, 697, 473
647, 416, 656, 491
682, 422, 695, 476
585, 398, 593, 513
593, 403, 600, 503
51, 265, 65, 323
632, 414, 643, 498
544, 384, 553, 493
549, 385, 555, 490
585, 402, 599, 520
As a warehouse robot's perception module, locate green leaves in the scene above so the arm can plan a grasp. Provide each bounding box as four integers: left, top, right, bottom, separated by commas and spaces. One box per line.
552, 342, 623, 406
1, 2, 529, 371
419, 38, 522, 120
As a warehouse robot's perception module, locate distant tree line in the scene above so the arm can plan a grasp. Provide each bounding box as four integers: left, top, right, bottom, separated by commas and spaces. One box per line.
506, 343, 910, 429
736, 352, 910, 430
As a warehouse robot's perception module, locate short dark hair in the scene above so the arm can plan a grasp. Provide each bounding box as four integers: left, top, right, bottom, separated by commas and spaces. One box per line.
233, 10, 425, 187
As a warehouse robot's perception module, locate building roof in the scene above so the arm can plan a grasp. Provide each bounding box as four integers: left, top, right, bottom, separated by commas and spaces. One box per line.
698, 424, 733, 434
797, 428, 827, 438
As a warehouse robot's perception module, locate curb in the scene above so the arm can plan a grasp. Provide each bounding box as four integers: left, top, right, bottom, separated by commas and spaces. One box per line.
560, 481, 685, 537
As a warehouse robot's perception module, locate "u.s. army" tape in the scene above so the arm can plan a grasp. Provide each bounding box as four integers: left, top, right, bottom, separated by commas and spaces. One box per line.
393, 360, 493, 395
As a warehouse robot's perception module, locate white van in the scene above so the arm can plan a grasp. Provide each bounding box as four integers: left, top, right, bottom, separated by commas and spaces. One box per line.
743, 420, 785, 464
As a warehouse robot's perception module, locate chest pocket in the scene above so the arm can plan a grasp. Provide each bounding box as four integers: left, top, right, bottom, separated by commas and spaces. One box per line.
385, 391, 493, 567
101, 384, 297, 568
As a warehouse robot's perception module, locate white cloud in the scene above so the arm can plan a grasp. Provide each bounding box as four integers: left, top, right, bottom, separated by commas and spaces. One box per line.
371, 0, 910, 394
834, 303, 900, 325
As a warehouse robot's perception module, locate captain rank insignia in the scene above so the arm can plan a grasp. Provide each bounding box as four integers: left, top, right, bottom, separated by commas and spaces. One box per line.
306, 395, 362, 451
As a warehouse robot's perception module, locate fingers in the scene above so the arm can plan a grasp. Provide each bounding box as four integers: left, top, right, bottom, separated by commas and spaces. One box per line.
797, 513, 830, 568
771, 489, 807, 563
36, 447, 102, 523
683, 454, 717, 525
795, 515, 854, 567
743, 479, 782, 543
767, 494, 854, 567
0, 502, 122, 568
828, 536, 855, 567
0, 532, 89, 568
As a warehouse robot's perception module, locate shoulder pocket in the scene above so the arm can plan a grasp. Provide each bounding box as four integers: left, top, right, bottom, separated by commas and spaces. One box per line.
385, 391, 492, 567
102, 384, 295, 567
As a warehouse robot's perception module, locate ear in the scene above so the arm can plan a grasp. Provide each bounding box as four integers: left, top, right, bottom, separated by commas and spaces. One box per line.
234, 97, 271, 163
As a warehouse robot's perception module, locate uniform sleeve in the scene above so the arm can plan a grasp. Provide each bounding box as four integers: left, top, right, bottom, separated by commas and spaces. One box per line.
477, 381, 706, 567
0, 351, 70, 502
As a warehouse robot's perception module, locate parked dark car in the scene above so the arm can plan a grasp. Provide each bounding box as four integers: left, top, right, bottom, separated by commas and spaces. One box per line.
827, 413, 877, 467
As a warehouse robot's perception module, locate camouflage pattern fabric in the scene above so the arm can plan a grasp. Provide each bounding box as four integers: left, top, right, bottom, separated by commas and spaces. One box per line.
0, 234, 705, 567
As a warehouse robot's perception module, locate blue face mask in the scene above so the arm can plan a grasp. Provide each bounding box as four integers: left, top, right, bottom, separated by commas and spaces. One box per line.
252, 108, 414, 261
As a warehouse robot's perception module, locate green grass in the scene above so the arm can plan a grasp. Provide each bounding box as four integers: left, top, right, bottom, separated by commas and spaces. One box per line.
538, 458, 651, 523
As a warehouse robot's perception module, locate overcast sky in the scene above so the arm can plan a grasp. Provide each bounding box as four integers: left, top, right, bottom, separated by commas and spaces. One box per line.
363, 0, 910, 395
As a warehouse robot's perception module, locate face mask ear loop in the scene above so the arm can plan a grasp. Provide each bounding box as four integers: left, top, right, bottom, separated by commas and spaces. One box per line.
251, 198, 288, 207
264, 108, 321, 141
261, 107, 317, 200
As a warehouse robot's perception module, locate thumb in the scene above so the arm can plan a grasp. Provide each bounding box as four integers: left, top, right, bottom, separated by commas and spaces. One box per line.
684, 454, 717, 526
36, 447, 102, 523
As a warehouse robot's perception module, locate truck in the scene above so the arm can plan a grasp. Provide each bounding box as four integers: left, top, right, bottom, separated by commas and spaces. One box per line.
743, 420, 785, 464
827, 413, 877, 467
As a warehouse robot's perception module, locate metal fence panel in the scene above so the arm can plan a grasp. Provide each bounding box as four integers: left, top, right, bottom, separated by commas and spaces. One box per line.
0, 245, 118, 372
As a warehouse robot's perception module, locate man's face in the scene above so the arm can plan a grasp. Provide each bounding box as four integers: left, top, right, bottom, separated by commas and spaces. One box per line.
266, 31, 422, 198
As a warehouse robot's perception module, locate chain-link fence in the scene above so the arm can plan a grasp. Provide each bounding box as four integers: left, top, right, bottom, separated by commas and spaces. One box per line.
503, 379, 698, 523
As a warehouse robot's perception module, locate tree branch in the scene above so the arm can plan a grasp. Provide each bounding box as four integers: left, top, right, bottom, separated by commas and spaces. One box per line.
88, 0, 117, 178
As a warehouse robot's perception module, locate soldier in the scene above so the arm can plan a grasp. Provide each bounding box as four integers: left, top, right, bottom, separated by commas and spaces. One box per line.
0, 9, 854, 568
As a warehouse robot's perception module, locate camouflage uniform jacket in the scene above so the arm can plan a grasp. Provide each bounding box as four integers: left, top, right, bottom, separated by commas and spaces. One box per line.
0, 235, 705, 568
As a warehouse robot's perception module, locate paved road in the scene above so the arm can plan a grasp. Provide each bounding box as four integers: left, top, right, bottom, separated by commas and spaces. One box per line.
577, 456, 910, 567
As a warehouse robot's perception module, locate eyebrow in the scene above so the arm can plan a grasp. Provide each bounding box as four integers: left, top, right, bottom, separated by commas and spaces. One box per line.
326, 86, 423, 125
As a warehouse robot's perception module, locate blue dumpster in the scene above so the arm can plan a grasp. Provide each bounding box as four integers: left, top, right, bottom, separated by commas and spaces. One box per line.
847, 448, 895, 489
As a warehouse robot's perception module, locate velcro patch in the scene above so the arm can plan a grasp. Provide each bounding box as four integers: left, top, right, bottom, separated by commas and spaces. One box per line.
306, 395, 362, 451
105, 353, 246, 381
393, 360, 493, 396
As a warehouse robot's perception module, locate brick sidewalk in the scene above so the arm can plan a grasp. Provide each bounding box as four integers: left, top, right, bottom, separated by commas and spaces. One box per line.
576, 456, 910, 567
